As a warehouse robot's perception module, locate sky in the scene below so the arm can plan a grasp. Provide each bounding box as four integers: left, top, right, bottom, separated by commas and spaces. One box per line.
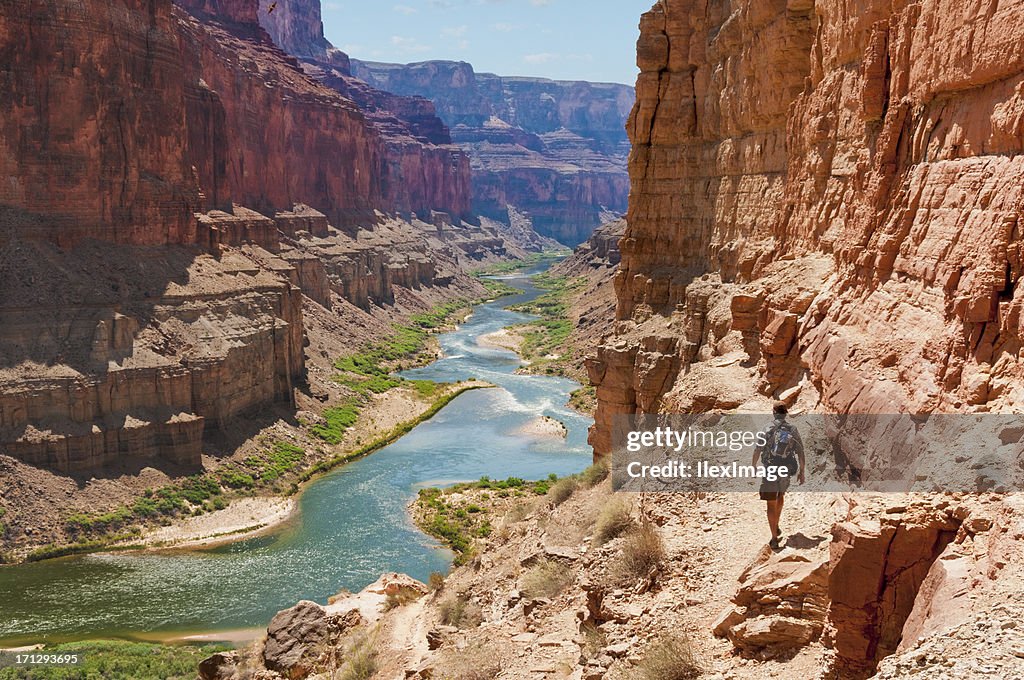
321, 0, 656, 85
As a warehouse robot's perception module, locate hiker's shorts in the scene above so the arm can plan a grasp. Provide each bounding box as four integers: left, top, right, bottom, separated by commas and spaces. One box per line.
759, 476, 791, 501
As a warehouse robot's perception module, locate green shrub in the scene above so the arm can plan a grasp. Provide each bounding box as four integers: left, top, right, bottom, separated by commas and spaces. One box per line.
547, 476, 578, 506
310, 403, 360, 444
179, 475, 221, 504
409, 379, 442, 398
426, 516, 471, 555
361, 375, 403, 394
261, 442, 305, 481
479, 278, 520, 298
580, 462, 609, 487
65, 506, 134, 535
218, 467, 256, 489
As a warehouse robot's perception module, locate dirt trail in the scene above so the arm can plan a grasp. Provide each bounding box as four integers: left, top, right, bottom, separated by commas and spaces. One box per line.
382, 597, 432, 673
647, 490, 842, 677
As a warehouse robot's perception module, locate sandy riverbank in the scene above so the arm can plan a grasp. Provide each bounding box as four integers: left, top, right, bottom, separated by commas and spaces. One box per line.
512, 415, 568, 439
477, 328, 525, 353
140, 496, 297, 550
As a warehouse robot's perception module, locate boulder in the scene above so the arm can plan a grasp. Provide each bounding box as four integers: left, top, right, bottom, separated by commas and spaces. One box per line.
729, 616, 820, 651
716, 543, 830, 656
199, 651, 240, 680
263, 600, 353, 679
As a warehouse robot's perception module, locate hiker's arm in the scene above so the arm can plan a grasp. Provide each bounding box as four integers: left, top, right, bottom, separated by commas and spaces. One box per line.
795, 430, 806, 484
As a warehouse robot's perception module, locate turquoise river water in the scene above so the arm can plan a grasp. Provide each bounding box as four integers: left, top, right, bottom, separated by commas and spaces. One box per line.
0, 268, 592, 646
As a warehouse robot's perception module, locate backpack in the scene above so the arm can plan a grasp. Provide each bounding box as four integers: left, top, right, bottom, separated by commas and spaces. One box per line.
764, 422, 799, 475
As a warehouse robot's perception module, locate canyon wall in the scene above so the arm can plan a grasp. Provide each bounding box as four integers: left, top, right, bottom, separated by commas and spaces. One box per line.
177, 6, 385, 229
590, 0, 1024, 675
254, 0, 474, 222
0, 0, 201, 246
256, 0, 332, 59
594, 0, 1024, 447
0, 0, 505, 475
351, 59, 634, 245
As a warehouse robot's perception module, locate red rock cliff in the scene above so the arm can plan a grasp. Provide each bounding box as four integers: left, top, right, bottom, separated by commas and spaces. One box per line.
0, 0, 387, 245
175, 4, 386, 228
591, 0, 1024, 674
351, 59, 634, 245
0, 0, 200, 246
593, 0, 1024, 451
255, 0, 475, 221
256, 0, 332, 59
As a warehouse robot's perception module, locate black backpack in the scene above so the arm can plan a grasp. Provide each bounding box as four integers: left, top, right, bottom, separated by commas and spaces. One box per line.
764, 422, 799, 475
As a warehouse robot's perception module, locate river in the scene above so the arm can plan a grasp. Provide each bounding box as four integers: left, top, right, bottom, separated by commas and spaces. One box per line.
0, 267, 592, 646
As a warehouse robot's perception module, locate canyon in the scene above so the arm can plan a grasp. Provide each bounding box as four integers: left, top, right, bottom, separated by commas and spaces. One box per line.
3, 0, 1024, 677
252, 0, 633, 246
204, 0, 1024, 678
0, 0, 549, 555
350, 59, 634, 245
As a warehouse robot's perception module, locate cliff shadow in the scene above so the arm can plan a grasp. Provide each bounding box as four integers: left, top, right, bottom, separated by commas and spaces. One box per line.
0, 237, 202, 373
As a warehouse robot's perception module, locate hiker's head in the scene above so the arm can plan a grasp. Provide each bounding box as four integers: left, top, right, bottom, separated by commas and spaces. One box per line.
772, 401, 788, 418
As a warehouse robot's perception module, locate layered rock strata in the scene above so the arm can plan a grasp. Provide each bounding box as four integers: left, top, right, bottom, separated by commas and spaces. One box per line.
0, 240, 303, 472
176, 4, 385, 230
0, 0, 521, 477
591, 0, 1024, 674
253, 0, 474, 222
594, 0, 1024, 448
351, 59, 634, 245
0, 0, 201, 246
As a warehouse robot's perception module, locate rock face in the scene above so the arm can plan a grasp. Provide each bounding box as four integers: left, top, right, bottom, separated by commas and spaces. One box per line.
351, 59, 634, 245
824, 504, 960, 677
591, 0, 1024, 672
714, 544, 830, 658
593, 0, 1024, 446
301, 62, 473, 221
263, 600, 362, 679
253, 0, 474, 223
256, 0, 332, 59
0, 0, 201, 246
0, 241, 304, 472
177, 5, 385, 231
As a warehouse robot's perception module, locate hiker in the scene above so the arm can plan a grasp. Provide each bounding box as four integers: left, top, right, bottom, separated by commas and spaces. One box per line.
752, 401, 805, 548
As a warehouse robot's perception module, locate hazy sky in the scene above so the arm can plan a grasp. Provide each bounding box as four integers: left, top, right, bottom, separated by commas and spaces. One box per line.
321, 0, 655, 85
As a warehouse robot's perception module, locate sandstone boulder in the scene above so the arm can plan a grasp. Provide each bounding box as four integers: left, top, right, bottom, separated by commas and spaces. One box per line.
715, 543, 830, 656
262, 600, 363, 679
263, 601, 331, 679
199, 651, 240, 680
